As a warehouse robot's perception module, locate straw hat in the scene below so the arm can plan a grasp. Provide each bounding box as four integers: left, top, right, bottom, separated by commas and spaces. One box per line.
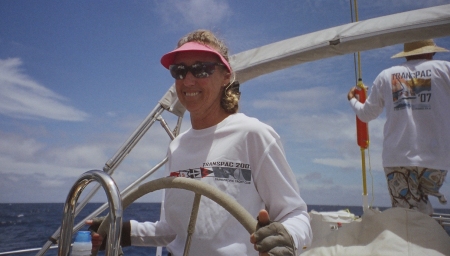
391, 39, 449, 58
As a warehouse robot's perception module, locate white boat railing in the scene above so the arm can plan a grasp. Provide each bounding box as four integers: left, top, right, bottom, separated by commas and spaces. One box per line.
432, 212, 450, 228
0, 246, 58, 256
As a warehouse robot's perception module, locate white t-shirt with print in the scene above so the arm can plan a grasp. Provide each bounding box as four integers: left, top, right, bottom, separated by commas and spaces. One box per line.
129, 113, 312, 256
349, 59, 450, 170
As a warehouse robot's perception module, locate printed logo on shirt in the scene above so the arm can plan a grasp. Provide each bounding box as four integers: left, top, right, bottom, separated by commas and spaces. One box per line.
391, 70, 432, 111
169, 162, 252, 184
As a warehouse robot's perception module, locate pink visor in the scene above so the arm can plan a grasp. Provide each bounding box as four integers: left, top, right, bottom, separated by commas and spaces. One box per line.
160, 42, 231, 72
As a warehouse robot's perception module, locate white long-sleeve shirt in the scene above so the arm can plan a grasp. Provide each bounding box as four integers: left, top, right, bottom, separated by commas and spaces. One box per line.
129, 113, 312, 255
349, 59, 450, 170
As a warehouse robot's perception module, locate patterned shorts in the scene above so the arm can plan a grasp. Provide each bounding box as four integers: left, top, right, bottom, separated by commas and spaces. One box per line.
384, 166, 447, 215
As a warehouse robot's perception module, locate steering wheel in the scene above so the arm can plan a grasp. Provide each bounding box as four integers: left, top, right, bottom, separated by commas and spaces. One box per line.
96, 176, 257, 256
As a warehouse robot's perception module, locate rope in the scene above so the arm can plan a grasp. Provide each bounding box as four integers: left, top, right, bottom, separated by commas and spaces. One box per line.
368, 146, 374, 208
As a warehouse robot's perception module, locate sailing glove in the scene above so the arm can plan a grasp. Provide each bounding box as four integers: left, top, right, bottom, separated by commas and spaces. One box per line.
253, 220, 296, 256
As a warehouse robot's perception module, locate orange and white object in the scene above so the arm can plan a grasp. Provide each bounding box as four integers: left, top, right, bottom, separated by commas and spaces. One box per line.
354, 82, 369, 149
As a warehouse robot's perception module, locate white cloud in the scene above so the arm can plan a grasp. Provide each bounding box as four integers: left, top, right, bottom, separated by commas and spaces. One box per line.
176, 0, 230, 27
0, 124, 172, 202
0, 58, 89, 121
156, 0, 231, 28
313, 157, 359, 169
245, 82, 386, 172
0, 131, 44, 160
47, 145, 109, 168
40, 178, 66, 187
253, 86, 338, 112
106, 111, 117, 117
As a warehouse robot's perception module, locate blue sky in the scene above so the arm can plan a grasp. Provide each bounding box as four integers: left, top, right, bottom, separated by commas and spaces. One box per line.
1, 0, 449, 210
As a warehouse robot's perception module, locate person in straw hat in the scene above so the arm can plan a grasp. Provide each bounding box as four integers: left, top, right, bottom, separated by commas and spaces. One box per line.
347, 39, 450, 215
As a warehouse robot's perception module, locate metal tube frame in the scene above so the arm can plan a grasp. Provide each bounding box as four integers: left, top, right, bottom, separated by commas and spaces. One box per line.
33, 103, 181, 256
58, 170, 123, 256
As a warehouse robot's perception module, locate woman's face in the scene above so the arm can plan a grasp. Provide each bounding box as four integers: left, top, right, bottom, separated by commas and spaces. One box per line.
173, 50, 230, 120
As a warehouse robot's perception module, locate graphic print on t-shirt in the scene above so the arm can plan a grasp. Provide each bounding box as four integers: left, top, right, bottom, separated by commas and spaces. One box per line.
170, 164, 252, 184
391, 70, 432, 111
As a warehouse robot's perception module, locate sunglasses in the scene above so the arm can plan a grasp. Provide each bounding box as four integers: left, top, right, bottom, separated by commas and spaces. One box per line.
169, 62, 224, 80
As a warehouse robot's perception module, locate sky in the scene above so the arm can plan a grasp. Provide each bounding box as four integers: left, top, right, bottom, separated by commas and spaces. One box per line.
1, 0, 450, 211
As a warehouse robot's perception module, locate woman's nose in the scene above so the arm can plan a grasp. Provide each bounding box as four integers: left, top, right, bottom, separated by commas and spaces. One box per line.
182, 71, 196, 86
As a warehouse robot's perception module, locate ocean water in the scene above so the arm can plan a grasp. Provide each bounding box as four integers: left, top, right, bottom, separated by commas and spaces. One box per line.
1, 203, 449, 256
0, 203, 167, 256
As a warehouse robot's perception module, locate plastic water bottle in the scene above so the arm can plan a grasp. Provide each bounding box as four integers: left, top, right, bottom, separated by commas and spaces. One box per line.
71, 231, 92, 256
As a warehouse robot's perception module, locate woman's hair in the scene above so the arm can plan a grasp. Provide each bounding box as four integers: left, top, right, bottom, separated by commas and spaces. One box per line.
178, 29, 240, 114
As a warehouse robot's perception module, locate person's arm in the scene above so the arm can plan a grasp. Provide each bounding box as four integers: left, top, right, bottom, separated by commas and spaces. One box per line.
86, 218, 132, 252
347, 78, 385, 122
87, 217, 176, 250
129, 219, 176, 246
250, 209, 301, 256
250, 134, 312, 255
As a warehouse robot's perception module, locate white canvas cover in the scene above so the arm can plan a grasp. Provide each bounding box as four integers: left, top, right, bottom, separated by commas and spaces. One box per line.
231, 4, 450, 83
309, 210, 359, 243
301, 208, 450, 256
